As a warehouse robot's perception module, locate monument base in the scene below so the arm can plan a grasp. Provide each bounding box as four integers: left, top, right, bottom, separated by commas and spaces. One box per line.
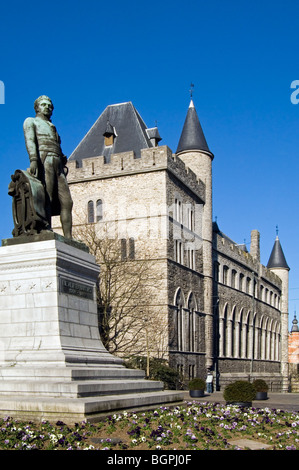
0, 236, 184, 423
0, 391, 184, 424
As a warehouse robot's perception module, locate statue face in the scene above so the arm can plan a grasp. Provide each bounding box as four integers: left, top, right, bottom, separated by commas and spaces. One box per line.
36, 98, 53, 118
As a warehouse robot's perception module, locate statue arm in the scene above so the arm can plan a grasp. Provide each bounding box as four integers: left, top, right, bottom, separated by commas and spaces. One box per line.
23, 118, 39, 162
23, 118, 39, 177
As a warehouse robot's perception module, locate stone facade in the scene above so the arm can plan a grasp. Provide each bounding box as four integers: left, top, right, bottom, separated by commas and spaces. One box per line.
213, 228, 285, 390
52, 100, 289, 391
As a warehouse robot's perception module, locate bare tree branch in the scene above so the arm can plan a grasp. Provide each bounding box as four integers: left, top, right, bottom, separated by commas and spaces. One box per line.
73, 223, 167, 358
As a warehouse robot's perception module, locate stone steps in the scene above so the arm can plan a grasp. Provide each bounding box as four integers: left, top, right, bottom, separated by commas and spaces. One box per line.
0, 390, 185, 423
0, 377, 163, 398
0, 366, 146, 381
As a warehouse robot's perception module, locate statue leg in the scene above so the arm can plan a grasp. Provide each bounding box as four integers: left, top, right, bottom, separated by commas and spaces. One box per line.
44, 156, 73, 239
43, 157, 55, 227
57, 174, 73, 239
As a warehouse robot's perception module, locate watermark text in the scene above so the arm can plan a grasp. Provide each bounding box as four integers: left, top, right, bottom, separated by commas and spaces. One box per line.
0, 81, 4, 104
290, 80, 299, 104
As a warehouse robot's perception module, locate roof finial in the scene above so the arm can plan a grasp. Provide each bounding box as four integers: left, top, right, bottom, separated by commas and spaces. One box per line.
189, 82, 194, 98
276, 225, 279, 238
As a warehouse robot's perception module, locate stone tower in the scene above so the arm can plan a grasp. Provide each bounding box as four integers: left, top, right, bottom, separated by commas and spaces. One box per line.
267, 235, 290, 392
176, 99, 214, 371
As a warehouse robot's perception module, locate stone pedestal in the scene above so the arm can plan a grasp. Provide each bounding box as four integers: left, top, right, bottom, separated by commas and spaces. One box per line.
0, 234, 184, 423
0, 234, 122, 368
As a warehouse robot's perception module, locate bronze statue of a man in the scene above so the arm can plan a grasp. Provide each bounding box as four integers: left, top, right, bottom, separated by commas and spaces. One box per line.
23, 95, 73, 238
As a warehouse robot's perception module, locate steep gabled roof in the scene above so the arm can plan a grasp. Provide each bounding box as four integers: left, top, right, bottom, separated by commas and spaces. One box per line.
176, 100, 212, 156
267, 236, 290, 270
69, 102, 155, 164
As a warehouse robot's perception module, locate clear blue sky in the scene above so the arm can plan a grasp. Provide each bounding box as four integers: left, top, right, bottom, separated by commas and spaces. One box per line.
0, 0, 298, 329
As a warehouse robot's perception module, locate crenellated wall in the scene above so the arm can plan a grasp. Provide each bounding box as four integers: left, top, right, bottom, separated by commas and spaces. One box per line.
66, 146, 205, 203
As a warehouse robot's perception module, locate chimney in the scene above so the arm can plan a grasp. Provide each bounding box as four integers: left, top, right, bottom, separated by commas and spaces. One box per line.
250, 230, 260, 262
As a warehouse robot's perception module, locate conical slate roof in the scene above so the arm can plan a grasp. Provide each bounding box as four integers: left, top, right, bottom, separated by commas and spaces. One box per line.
176, 100, 212, 155
267, 236, 289, 270
69, 102, 157, 164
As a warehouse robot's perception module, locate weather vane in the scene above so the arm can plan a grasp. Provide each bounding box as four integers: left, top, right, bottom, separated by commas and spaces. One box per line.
189, 83, 194, 98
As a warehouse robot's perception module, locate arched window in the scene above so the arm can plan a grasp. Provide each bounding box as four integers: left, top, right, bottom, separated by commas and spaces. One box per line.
129, 238, 135, 259
239, 273, 244, 291
175, 240, 183, 264
222, 305, 228, 356
239, 309, 244, 357
175, 198, 183, 223
223, 266, 229, 285
246, 277, 251, 295
88, 200, 94, 223
231, 307, 236, 357
121, 239, 127, 260
175, 289, 184, 351
186, 247, 195, 269
231, 269, 237, 288
214, 262, 220, 282
187, 293, 197, 352
96, 199, 103, 221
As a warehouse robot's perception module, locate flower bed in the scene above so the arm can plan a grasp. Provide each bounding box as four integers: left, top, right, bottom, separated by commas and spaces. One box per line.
0, 402, 298, 450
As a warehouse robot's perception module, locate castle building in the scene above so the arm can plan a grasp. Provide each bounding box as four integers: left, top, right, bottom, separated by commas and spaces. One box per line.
53, 99, 290, 391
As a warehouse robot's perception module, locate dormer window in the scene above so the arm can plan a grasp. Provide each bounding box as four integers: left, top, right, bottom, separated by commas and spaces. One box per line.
103, 120, 116, 147
146, 127, 162, 147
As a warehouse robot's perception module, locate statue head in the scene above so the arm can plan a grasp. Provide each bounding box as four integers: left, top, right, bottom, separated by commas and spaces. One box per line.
34, 95, 54, 119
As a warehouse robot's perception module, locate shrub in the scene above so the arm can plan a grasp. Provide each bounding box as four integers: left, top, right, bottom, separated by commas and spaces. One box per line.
124, 356, 181, 390
188, 378, 205, 391
223, 380, 256, 403
152, 364, 181, 390
252, 379, 269, 393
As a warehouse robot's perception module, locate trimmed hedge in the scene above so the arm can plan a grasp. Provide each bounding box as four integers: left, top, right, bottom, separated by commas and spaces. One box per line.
223, 380, 256, 403
188, 378, 205, 391
252, 379, 269, 393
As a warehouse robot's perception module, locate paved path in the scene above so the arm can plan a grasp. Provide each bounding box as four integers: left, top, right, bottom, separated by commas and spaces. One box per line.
183, 391, 299, 413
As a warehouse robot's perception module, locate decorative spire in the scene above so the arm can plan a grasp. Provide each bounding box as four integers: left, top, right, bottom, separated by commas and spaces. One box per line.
267, 232, 289, 270
176, 95, 212, 156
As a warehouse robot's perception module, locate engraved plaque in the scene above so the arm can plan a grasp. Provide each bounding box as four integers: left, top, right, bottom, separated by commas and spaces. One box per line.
60, 277, 93, 300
